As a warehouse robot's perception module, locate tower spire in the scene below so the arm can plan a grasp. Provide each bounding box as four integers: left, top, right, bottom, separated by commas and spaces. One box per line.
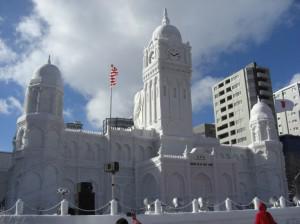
48, 55, 51, 64
162, 8, 170, 25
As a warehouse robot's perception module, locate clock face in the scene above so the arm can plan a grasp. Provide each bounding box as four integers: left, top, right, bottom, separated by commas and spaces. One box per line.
168, 48, 180, 60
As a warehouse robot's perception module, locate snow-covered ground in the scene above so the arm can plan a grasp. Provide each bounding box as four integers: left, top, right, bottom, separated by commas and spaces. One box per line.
1, 206, 300, 224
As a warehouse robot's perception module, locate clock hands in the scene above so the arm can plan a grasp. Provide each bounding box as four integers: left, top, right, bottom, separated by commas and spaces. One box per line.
170, 52, 179, 57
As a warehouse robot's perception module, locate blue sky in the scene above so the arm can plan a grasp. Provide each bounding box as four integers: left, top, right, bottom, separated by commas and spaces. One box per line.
0, 0, 299, 151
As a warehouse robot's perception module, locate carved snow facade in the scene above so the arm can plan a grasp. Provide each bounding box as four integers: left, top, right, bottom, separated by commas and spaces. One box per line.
1, 10, 288, 212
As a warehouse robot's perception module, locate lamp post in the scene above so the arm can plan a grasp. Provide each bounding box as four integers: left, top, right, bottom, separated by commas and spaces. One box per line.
104, 162, 119, 200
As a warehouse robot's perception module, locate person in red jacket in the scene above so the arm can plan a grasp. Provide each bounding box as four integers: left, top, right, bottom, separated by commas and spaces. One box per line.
255, 202, 277, 224
132, 213, 142, 224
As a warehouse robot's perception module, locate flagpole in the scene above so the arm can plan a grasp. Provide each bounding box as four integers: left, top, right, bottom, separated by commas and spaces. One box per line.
109, 77, 115, 201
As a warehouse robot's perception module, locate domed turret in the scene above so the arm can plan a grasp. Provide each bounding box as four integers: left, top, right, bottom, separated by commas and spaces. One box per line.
250, 99, 274, 123
24, 56, 64, 117
249, 98, 277, 143
30, 56, 63, 90
152, 8, 182, 43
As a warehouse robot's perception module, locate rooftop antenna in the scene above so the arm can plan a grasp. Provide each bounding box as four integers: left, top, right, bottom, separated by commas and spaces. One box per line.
257, 95, 261, 102
48, 54, 51, 64
162, 8, 170, 25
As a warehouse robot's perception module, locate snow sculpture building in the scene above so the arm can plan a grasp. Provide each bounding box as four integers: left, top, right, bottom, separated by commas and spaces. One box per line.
1, 9, 287, 212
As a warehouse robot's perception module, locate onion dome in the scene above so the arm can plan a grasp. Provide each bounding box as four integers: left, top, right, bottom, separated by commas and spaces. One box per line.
250, 98, 274, 123
152, 8, 182, 43
30, 56, 63, 90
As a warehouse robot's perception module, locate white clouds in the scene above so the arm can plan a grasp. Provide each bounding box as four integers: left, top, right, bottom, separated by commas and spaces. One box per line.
0, 39, 16, 63
192, 76, 222, 113
289, 73, 300, 84
0, 97, 22, 115
63, 108, 73, 119
86, 89, 133, 128
16, 15, 44, 41
0, 0, 294, 127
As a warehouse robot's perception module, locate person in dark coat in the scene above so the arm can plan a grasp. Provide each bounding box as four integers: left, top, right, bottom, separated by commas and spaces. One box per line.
116, 218, 129, 224
255, 202, 277, 224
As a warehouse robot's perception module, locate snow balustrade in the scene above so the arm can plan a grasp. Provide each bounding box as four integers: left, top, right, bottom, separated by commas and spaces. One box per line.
1, 196, 300, 216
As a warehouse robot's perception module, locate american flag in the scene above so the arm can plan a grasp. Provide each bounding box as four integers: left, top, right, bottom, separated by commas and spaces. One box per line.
110, 64, 118, 87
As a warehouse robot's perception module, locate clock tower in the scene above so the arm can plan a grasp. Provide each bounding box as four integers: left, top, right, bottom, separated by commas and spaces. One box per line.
133, 9, 193, 137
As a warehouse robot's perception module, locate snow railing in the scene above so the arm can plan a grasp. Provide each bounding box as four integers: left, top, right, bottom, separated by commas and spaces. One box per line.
1, 196, 300, 216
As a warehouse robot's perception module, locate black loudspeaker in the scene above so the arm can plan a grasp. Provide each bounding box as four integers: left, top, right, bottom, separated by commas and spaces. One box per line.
77, 182, 93, 193
76, 182, 95, 215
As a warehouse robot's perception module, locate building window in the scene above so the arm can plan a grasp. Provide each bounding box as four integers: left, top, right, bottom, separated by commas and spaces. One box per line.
227, 95, 232, 101
221, 115, 227, 121
218, 132, 229, 139
225, 79, 230, 84
234, 100, 242, 106
231, 75, 239, 81
232, 83, 240, 90
217, 124, 228, 131
173, 88, 176, 97
184, 89, 186, 99
233, 91, 241, 98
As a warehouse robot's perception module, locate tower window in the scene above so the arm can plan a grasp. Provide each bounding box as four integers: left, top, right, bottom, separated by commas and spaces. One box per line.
173, 88, 176, 97
184, 89, 186, 99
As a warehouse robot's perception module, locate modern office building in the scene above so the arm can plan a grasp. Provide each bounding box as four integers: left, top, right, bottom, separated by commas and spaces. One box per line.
212, 62, 275, 145
280, 135, 300, 199
274, 82, 300, 136
193, 123, 216, 138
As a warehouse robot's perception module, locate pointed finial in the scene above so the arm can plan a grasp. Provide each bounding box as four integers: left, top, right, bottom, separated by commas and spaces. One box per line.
162, 8, 170, 25
48, 55, 51, 64
257, 95, 261, 103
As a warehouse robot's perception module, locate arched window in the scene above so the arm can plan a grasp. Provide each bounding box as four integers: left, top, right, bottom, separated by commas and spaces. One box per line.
192, 173, 213, 199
